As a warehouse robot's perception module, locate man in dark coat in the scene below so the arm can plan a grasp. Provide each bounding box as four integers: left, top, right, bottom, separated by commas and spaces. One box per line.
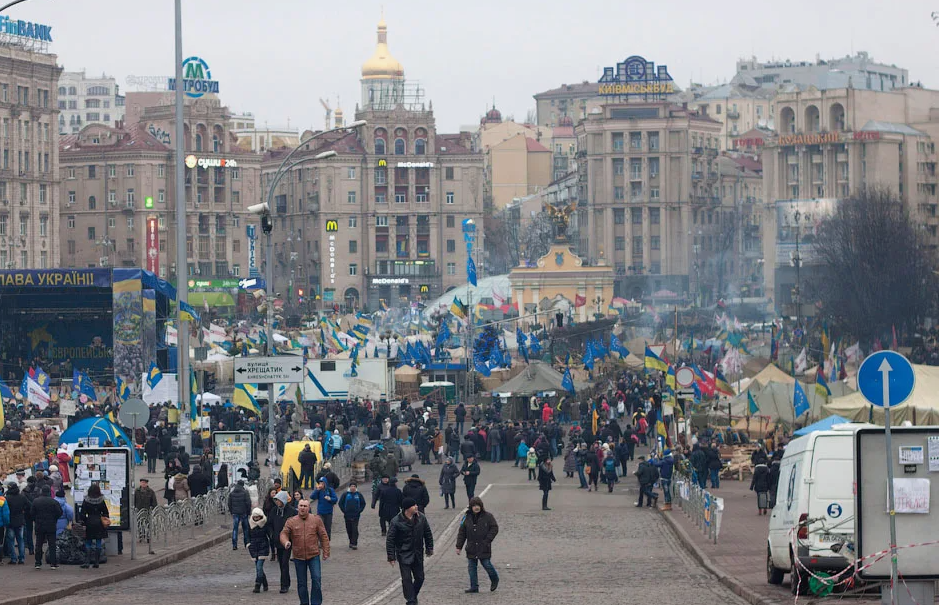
228, 480, 252, 549
487, 425, 503, 463
459, 434, 477, 461
145, 435, 161, 473
337, 482, 366, 550
30, 486, 62, 569
386, 497, 434, 605
5, 482, 28, 563
460, 455, 481, 502
401, 474, 430, 512
634, 456, 658, 508
268, 491, 296, 593
189, 468, 211, 497
376, 476, 403, 536
704, 441, 723, 489
298, 444, 318, 489
455, 496, 499, 593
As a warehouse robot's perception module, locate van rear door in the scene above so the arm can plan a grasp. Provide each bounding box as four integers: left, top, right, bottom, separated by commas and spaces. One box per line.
807, 435, 854, 555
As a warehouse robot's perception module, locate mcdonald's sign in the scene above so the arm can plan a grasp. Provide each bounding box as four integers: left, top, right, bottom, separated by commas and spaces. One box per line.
419, 284, 429, 294
325, 220, 339, 233
378, 158, 387, 168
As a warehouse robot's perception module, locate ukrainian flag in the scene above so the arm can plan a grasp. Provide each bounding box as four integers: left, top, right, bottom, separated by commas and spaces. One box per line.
356, 312, 373, 328
116, 377, 130, 402
179, 299, 200, 323
644, 346, 668, 372
233, 383, 262, 415
146, 362, 163, 389
666, 366, 676, 390
331, 329, 348, 351
190, 367, 200, 431
450, 297, 467, 319
714, 369, 736, 396
815, 372, 832, 399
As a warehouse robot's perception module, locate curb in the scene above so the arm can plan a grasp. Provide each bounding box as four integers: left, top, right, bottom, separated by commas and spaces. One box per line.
1, 531, 230, 605
658, 507, 779, 605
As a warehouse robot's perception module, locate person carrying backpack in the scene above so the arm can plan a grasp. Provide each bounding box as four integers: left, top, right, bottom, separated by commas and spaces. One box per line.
602, 452, 618, 493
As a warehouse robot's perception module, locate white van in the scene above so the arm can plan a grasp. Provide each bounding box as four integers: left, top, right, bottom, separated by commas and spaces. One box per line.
766, 425, 865, 595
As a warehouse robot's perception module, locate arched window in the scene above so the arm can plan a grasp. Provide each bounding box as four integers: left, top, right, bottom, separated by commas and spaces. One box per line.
414, 139, 426, 155
195, 133, 203, 152
212, 135, 220, 153
394, 138, 405, 155
375, 138, 386, 155
57, 87, 66, 95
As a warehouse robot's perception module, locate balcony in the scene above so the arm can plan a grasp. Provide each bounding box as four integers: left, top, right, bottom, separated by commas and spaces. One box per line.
692, 171, 703, 180
726, 110, 740, 119
629, 172, 642, 182
691, 146, 704, 155
811, 154, 823, 164
706, 148, 719, 157
416, 224, 431, 236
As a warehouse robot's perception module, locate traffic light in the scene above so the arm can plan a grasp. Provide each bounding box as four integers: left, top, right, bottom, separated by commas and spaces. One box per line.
145, 196, 154, 209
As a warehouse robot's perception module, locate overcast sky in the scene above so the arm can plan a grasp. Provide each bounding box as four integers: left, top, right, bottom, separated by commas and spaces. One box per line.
19, 0, 939, 133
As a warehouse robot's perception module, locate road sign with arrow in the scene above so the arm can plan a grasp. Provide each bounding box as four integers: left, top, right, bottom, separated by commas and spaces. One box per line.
234, 357, 304, 384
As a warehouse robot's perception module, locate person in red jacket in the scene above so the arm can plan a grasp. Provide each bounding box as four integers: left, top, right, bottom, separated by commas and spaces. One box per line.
541, 403, 553, 424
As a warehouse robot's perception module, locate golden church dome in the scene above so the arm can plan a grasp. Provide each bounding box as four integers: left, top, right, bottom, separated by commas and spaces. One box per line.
361, 16, 404, 80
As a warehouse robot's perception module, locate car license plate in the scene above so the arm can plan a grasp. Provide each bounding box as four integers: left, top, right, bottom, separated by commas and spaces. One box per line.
818, 533, 842, 543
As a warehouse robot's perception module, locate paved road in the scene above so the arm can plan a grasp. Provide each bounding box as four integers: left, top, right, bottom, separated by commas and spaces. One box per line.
45, 458, 752, 605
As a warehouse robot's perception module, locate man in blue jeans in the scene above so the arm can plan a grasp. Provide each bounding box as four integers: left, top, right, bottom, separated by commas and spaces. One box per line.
280, 499, 330, 605
456, 496, 499, 593
652, 450, 676, 510
227, 480, 252, 549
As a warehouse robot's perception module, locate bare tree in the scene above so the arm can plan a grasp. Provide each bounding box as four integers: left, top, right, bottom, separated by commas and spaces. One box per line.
814, 187, 938, 341
524, 108, 537, 125
522, 212, 555, 264
484, 217, 520, 275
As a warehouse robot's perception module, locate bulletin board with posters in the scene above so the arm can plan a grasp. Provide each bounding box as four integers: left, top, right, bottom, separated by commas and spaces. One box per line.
71, 447, 131, 531
213, 431, 255, 485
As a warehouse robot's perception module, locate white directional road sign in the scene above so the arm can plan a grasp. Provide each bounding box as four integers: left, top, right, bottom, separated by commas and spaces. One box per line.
234, 356, 304, 384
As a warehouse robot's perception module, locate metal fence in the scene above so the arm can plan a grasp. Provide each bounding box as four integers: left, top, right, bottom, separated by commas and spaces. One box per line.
671, 472, 724, 544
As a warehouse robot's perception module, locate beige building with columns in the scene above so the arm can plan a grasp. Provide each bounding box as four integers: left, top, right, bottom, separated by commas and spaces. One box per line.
576, 102, 726, 302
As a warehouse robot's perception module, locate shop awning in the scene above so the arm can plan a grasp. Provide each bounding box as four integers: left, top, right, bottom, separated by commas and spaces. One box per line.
186, 292, 236, 308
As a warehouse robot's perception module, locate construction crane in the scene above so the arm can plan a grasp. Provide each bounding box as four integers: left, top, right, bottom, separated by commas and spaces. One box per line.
319, 98, 332, 131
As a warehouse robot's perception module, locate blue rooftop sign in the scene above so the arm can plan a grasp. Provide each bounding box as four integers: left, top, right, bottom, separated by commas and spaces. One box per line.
0, 16, 53, 42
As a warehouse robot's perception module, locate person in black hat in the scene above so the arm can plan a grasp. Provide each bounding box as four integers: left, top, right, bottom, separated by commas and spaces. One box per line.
337, 481, 366, 550
401, 474, 429, 513
386, 497, 434, 605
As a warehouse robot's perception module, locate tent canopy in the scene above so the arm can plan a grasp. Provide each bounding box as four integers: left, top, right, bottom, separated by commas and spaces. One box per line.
496, 361, 590, 396
59, 417, 142, 463
793, 415, 852, 436
727, 379, 853, 424
823, 363, 939, 425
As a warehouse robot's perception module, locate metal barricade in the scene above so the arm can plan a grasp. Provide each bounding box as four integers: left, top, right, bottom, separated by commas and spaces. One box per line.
135, 484, 238, 552
670, 472, 724, 544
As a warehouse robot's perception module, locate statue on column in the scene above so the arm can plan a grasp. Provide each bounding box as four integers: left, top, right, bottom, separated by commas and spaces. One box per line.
545, 200, 577, 243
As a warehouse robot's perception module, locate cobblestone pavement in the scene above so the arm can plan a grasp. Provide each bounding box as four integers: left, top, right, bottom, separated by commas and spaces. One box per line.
44, 459, 753, 605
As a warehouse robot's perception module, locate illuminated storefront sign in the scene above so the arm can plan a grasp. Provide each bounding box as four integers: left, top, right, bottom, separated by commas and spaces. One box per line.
168, 56, 219, 99
146, 217, 159, 274
326, 218, 338, 286
185, 155, 238, 169
246, 224, 258, 278
396, 162, 435, 169
372, 278, 409, 285
187, 279, 239, 289
598, 55, 674, 99
776, 131, 882, 146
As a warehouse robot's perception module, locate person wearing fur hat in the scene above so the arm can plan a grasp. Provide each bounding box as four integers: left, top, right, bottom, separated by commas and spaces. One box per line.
401, 474, 429, 512
248, 508, 270, 592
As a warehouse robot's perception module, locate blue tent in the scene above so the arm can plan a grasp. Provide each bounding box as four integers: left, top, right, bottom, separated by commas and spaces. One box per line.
793, 415, 852, 437
59, 417, 142, 463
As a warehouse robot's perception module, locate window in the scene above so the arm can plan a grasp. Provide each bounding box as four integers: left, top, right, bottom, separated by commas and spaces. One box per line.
38, 184, 46, 204
108, 190, 116, 205
446, 191, 454, 205
394, 138, 405, 155
86, 112, 100, 122
395, 192, 406, 204
126, 164, 134, 177
232, 264, 241, 276
108, 217, 116, 229
88, 165, 96, 179
0, 215, 5, 236
615, 236, 625, 251
649, 157, 660, 177
67, 241, 75, 255
347, 167, 356, 179
447, 262, 456, 275
651, 236, 660, 250
158, 164, 165, 178
126, 189, 135, 207
39, 215, 47, 236
88, 195, 96, 210
445, 167, 454, 180
716, 104, 722, 115
231, 191, 239, 206
375, 192, 386, 204
88, 226, 96, 240
18, 215, 26, 236
446, 215, 455, 228
415, 139, 426, 155
614, 208, 625, 224
127, 216, 134, 229
631, 208, 642, 224
651, 188, 660, 200
67, 167, 75, 180
614, 186, 624, 200
649, 131, 660, 150
613, 159, 624, 175
650, 208, 660, 224
158, 189, 165, 204
446, 239, 455, 253
348, 216, 358, 228
349, 263, 358, 276
348, 240, 358, 254
375, 235, 388, 252
376, 216, 389, 227
632, 236, 643, 255
67, 215, 75, 229
374, 138, 386, 155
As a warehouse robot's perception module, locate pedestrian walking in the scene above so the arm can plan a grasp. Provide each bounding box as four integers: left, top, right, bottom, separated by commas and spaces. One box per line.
280, 499, 330, 605
525, 447, 537, 481
5, 482, 27, 564
269, 491, 296, 593
705, 441, 722, 489
750, 462, 771, 515
30, 485, 62, 569
634, 456, 659, 508
77, 483, 109, 569
248, 508, 270, 592
402, 474, 430, 512
456, 496, 500, 593
298, 444, 318, 490
228, 479, 252, 549
652, 450, 675, 510
337, 482, 366, 550
461, 455, 480, 502
537, 459, 556, 510
386, 497, 434, 605
562, 442, 577, 478
309, 478, 338, 539
438, 457, 460, 509
602, 451, 618, 492
585, 444, 600, 492
376, 476, 403, 536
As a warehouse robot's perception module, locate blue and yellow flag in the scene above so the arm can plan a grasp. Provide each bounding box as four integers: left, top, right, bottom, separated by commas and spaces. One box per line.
815, 372, 832, 399
356, 312, 373, 328
0, 378, 13, 400
190, 367, 200, 431
179, 299, 200, 323
714, 369, 736, 396
644, 346, 668, 372
116, 377, 130, 402
450, 297, 467, 319
233, 383, 262, 415
146, 362, 163, 389
666, 366, 676, 391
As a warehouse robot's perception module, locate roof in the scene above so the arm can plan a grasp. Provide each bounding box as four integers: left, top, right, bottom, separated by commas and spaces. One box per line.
533, 81, 600, 99
525, 137, 550, 153
860, 120, 927, 136
60, 123, 172, 153
435, 134, 471, 155
552, 125, 574, 138
495, 360, 591, 396
729, 155, 763, 173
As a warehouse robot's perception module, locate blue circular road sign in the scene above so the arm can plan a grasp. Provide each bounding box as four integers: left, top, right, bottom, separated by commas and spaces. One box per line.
857, 350, 915, 408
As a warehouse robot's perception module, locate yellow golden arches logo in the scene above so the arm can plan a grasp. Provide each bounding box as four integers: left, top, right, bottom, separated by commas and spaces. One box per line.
378, 158, 387, 167
419, 284, 429, 294
325, 220, 339, 233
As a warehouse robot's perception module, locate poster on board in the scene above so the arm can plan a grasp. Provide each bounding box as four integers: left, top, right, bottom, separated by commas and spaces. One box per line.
213, 431, 254, 487
71, 447, 131, 530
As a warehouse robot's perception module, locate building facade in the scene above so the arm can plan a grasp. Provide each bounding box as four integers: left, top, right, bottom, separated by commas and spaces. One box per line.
59, 93, 264, 288
533, 81, 602, 129
576, 102, 735, 301
262, 17, 485, 311
761, 86, 939, 315
229, 111, 299, 153
56, 70, 124, 134
0, 44, 62, 269
687, 76, 776, 150
736, 52, 909, 92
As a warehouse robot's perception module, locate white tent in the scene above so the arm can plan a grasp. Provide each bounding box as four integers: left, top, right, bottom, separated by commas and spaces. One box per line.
195, 392, 221, 404
823, 364, 939, 425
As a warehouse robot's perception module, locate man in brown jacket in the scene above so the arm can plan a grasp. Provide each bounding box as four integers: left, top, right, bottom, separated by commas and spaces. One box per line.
280, 499, 330, 605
